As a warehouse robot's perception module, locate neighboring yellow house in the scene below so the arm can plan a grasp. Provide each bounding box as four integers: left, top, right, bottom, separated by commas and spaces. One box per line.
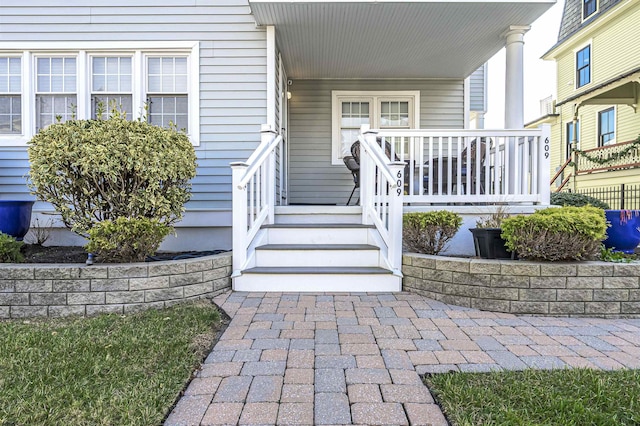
539, 0, 640, 208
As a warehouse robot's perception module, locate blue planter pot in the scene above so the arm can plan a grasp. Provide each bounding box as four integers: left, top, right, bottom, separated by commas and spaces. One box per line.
604, 209, 640, 254
0, 200, 35, 241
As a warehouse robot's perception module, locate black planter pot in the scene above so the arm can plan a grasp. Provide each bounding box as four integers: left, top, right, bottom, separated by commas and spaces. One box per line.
469, 228, 514, 259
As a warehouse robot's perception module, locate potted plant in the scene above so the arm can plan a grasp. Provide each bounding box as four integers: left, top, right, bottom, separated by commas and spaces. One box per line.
469, 206, 514, 259
603, 209, 640, 254
0, 200, 35, 241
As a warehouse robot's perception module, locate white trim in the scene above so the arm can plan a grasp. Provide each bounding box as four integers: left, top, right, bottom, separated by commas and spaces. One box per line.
582, 0, 599, 21
0, 42, 200, 147
77, 51, 89, 120
330, 90, 420, 165
0, 41, 198, 51
596, 105, 616, 146
463, 76, 470, 129
266, 26, 276, 130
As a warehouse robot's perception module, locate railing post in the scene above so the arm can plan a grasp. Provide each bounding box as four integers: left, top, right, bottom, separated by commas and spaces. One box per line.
261, 124, 278, 224
538, 124, 551, 205
388, 162, 405, 275
361, 125, 377, 225
231, 162, 249, 275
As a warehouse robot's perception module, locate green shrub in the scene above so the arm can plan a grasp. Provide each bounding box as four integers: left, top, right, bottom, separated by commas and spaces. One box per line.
550, 192, 610, 210
0, 232, 24, 263
403, 211, 462, 255
86, 217, 172, 263
501, 206, 607, 261
28, 115, 197, 236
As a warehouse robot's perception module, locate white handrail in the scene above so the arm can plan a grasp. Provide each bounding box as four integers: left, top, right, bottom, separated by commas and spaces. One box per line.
358, 134, 399, 187
359, 126, 405, 276
238, 134, 283, 189
231, 125, 281, 275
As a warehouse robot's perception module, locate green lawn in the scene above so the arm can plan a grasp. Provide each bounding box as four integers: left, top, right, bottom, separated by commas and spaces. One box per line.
425, 368, 640, 426
0, 301, 222, 426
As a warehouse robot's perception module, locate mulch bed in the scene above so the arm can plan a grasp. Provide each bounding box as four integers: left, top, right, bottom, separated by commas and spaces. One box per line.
19, 245, 228, 264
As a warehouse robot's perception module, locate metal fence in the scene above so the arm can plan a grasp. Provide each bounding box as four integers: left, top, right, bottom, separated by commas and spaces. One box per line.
569, 184, 640, 210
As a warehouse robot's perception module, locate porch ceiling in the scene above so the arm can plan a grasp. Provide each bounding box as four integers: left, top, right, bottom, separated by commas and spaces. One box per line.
249, 0, 555, 79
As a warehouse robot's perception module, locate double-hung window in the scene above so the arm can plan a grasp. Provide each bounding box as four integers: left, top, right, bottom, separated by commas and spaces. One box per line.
576, 45, 591, 88
583, 0, 597, 19
35, 56, 77, 130
91, 56, 133, 119
0, 56, 21, 134
147, 56, 188, 131
332, 91, 419, 165
598, 107, 615, 146
0, 42, 199, 146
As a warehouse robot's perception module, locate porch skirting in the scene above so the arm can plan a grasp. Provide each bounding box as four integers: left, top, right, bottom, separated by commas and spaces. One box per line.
0, 253, 231, 319
403, 253, 640, 318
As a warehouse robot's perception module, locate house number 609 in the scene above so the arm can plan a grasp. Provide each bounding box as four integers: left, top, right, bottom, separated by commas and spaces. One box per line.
544, 137, 550, 159
396, 171, 403, 196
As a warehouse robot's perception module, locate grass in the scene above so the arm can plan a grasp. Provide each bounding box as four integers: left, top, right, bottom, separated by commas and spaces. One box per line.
0, 301, 222, 426
425, 368, 640, 426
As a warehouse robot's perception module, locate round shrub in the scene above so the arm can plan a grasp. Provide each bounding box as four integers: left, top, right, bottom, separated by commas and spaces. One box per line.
403, 211, 462, 255
28, 116, 197, 236
0, 232, 24, 263
501, 206, 607, 261
550, 192, 610, 210
86, 217, 172, 263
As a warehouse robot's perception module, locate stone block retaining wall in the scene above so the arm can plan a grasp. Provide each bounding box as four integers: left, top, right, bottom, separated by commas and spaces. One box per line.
403, 253, 640, 318
0, 252, 232, 319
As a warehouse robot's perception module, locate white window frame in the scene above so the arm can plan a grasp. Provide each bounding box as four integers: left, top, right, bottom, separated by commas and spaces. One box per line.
0, 41, 200, 147
574, 40, 592, 90
582, 0, 598, 21
597, 106, 616, 147
0, 54, 24, 136
331, 90, 420, 165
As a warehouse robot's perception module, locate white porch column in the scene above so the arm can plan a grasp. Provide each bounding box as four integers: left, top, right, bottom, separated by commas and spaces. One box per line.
503, 25, 529, 194
503, 25, 530, 129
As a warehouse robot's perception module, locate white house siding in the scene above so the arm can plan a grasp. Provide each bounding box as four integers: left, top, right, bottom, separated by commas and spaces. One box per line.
288, 79, 464, 205
0, 0, 267, 217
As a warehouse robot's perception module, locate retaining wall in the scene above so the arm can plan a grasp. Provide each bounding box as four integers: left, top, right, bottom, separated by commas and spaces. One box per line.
403, 253, 640, 318
0, 252, 232, 319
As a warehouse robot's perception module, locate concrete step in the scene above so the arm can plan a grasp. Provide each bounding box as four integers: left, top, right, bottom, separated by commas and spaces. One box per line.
233, 267, 401, 292
254, 244, 380, 267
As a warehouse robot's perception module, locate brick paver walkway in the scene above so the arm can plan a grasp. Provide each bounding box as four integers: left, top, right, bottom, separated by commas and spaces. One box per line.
166, 291, 640, 425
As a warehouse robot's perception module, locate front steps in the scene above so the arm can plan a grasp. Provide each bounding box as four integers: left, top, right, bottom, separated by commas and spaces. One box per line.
232, 207, 402, 292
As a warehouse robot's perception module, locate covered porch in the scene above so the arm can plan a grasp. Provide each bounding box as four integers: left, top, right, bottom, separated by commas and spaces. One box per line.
249, 0, 555, 206
230, 0, 555, 290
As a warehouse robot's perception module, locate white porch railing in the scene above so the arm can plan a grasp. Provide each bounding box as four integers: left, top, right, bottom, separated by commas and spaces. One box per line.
231, 125, 283, 274
359, 128, 405, 276
370, 125, 551, 205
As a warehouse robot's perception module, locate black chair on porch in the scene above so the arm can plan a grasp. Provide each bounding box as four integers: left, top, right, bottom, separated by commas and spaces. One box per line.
342, 139, 409, 205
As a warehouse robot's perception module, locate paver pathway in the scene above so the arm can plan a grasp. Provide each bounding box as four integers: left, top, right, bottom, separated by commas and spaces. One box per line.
166, 291, 640, 425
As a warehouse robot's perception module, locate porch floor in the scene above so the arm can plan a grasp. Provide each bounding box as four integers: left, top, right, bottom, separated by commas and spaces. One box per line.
166, 291, 640, 425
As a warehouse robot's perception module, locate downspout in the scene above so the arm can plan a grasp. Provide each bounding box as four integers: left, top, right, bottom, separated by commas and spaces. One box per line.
571, 103, 580, 193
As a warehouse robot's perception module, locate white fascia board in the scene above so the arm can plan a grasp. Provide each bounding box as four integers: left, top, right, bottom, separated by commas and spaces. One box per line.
0, 41, 199, 51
